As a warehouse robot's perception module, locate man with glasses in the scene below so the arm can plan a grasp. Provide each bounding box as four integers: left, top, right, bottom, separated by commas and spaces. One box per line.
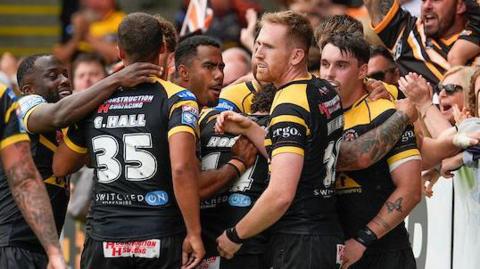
368, 46, 400, 86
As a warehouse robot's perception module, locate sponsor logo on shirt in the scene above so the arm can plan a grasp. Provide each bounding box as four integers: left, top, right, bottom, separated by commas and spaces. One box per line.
272, 126, 302, 138
103, 239, 160, 258
215, 99, 236, 112
228, 193, 252, 207
145, 191, 169, 206
181, 105, 199, 128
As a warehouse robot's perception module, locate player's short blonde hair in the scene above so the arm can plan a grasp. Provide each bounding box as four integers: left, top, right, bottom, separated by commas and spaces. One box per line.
259, 10, 313, 51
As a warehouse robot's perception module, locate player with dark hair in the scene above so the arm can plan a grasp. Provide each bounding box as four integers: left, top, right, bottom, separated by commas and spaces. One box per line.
53, 12, 205, 269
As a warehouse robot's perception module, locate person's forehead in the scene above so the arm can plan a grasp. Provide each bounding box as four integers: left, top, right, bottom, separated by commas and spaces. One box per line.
322, 43, 354, 61
258, 22, 288, 39
75, 61, 104, 72
195, 45, 222, 62
443, 72, 465, 84
35, 56, 65, 72
368, 55, 390, 67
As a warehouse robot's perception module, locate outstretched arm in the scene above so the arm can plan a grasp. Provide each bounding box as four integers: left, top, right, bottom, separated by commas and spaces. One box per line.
2, 141, 65, 268
364, 0, 396, 27
26, 63, 162, 134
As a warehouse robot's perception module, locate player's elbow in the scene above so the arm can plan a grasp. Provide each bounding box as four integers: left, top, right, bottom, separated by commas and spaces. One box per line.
171, 162, 198, 183
268, 187, 294, 213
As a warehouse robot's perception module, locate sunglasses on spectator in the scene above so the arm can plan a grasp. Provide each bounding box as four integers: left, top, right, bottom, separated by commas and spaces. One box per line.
436, 83, 463, 95
368, 67, 396, 81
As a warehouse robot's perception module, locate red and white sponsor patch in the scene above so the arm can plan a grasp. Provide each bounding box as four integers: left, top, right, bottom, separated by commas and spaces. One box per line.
197, 256, 220, 269
336, 244, 345, 266
103, 239, 160, 258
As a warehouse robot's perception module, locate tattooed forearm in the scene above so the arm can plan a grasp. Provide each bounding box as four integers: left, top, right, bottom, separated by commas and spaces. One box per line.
4, 142, 60, 254
385, 197, 403, 213
337, 111, 409, 171
364, 0, 395, 26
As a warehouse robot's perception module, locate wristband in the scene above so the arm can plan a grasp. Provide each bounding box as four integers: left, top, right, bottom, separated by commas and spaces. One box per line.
231, 156, 247, 168
225, 227, 245, 244
228, 158, 246, 174
355, 226, 378, 247
225, 162, 241, 178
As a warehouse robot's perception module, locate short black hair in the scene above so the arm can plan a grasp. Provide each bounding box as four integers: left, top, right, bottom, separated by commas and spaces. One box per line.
370, 45, 394, 63
154, 15, 178, 53
322, 33, 370, 64
251, 83, 276, 113
72, 53, 107, 76
117, 12, 164, 62
17, 53, 49, 88
174, 35, 221, 70
315, 15, 363, 48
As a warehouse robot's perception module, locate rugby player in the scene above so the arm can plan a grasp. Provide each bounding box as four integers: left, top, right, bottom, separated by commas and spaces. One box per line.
0, 52, 160, 269
173, 35, 260, 265
320, 33, 421, 269
0, 83, 65, 269
216, 10, 346, 268
53, 13, 204, 268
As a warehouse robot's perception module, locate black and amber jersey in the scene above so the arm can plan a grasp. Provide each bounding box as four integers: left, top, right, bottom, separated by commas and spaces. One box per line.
265, 76, 344, 236
336, 96, 421, 252
374, 0, 480, 84
65, 78, 199, 241
216, 81, 258, 113
0, 88, 70, 253
199, 108, 269, 257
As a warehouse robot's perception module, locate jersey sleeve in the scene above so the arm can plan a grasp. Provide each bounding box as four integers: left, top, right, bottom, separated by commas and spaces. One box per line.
64, 121, 88, 154
382, 119, 421, 172
167, 89, 200, 138
216, 84, 246, 113
372, 0, 417, 50
0, 87, 29, 150
269, 102, 309, 158
459, 0, 480, 45
17, 94, 47, 134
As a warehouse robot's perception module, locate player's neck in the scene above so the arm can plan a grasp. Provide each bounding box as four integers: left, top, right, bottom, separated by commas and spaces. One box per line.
341, 82, 367, 109
274, 66, 309, 88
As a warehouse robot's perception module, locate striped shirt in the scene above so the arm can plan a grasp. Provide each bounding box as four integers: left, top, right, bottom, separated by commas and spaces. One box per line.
373, 0, 476, 84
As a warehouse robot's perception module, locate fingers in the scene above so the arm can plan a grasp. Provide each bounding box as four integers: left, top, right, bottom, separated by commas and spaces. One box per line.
182, 249, 189, 267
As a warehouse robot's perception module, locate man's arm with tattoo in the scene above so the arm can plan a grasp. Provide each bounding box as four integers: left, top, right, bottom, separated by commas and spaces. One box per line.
337, 110, 410, 171
1, 141, 65, 267
364, 0, 395, 26
368, 159, 422, 239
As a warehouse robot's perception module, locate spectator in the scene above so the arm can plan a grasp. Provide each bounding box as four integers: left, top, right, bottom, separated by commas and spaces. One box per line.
72, 53, 107, 92
368, 45, 401, 86
54, 0, 125, 64
364, 0, 470, 84
222, 47, 251, 87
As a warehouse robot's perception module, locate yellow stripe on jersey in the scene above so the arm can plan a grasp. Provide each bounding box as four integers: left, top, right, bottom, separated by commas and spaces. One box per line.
39, 135, 57, 152
373, 0, 400, 33
0, 133, 29, 150
406, 32, 444, 81
270, 83, 310, 113
64, 133, 87, 154
219, 82, 255, 114
387, 148, 421, 166
344, 97, 395, 129
264, 138, 272, 147
199, 108, 215, 126
0, 84, 7, 97
4, 102, 18, 124
272, 146, 304, 157
168, 126, 196, 138
270, 115, 311, 136
153, 77, 190, 99
44, 176, 66, 188
22, 103, 43, 133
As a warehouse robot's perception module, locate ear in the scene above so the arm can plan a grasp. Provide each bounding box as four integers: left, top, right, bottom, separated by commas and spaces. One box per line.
21, 83, 33, 95
177, 64, 190, 82
358, 63, 368, 81
290, 48, 306, 66
457, 0, 466, 15
117, 45, 125, 60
